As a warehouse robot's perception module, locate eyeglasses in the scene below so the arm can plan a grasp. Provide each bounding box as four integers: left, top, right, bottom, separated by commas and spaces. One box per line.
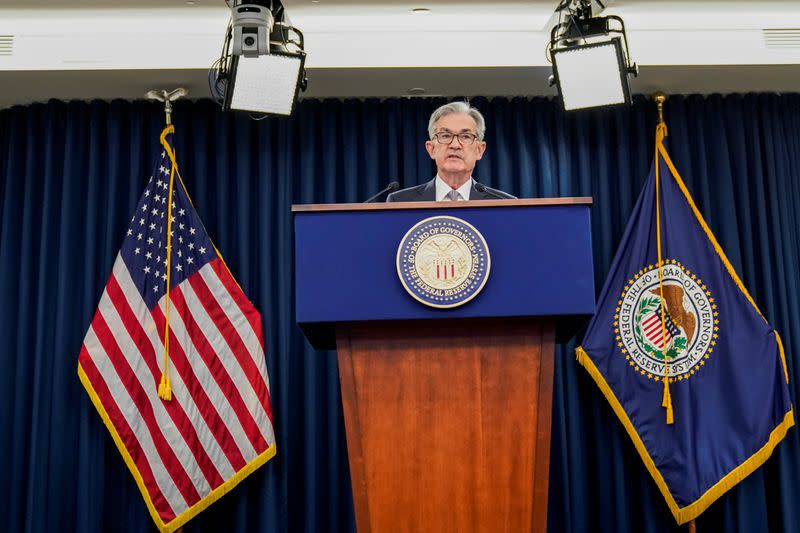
432, 132, 479, 146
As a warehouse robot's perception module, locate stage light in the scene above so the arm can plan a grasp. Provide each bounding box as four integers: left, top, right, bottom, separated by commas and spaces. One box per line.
210, 1, 307, 117
225, 52, 305, 116
548, 0, 637, 111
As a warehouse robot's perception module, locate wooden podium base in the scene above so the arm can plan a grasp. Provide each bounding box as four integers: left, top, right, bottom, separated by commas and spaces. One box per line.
336, 318, 555, 533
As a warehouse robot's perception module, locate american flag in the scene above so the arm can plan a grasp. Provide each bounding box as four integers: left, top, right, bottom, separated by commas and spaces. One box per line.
642, 309, 681, 350
77, 127, 275, 533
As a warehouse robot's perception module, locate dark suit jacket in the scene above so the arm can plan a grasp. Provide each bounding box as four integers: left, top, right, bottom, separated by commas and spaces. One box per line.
386, 178, 516, 202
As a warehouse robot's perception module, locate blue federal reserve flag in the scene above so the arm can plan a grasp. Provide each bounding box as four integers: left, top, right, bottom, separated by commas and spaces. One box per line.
576, 125, 794, 524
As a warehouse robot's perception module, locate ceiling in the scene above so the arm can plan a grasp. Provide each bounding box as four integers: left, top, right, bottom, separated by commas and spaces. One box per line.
0, 0, 799, 108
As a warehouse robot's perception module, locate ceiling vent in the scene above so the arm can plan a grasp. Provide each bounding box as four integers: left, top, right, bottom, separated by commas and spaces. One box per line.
763, 28, 800, 49
0, 35, 12, 56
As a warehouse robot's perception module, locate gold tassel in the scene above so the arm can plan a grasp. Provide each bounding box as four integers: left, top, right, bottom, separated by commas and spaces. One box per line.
158, 372, 172, 401
663, 380, 674, 425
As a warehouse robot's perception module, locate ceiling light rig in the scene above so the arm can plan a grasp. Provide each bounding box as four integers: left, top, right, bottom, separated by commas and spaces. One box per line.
209, 0, 307, 117
547, 0, 638, 111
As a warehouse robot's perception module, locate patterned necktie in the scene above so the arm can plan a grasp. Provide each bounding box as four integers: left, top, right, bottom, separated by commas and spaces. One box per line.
445, 189, 462, 201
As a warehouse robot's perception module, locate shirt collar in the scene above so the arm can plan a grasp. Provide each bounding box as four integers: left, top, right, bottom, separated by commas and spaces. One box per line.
435, 175, 473, 201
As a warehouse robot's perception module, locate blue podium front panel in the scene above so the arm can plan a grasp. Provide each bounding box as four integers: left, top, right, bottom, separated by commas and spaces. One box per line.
294, 202, 594, 348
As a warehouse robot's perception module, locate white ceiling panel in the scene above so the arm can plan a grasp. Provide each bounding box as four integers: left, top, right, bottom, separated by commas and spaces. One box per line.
0, 0, 798, 108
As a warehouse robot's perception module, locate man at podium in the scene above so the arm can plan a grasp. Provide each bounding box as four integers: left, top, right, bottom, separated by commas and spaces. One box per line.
387, 101, 516, 202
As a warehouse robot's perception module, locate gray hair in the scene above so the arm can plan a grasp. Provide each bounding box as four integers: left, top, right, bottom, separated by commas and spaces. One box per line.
427, 101, 486, 141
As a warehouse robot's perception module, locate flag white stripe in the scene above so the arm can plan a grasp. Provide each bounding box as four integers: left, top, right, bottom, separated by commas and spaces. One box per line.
643, 314, 660, 327
644, 317, 664, 335
161, 283, 258, 462
113, 256, 162, 362
196, 265, 274, 446
644, 321, 673, 335
83, 326, 186, 516
113, 257, 237, 481
643, 314, 672, 348
645, 323, 665, 337
198, 265, 271, 385
98, 290, 213, 497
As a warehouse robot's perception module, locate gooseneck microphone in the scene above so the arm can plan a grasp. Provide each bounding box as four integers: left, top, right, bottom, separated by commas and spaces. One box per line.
475, 183, 508, 200
363, 181, 400, 203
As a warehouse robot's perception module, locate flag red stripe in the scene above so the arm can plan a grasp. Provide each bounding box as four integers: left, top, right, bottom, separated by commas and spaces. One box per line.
643, 317, 664, 335
651, 338, 670, 349
113, 258, 242, 480
187, 271, 273, 431
210, 259, 273, 422
644, 326, 661, 336
107, 274, 225, 489
645, 324, 666, 338
150, 303, 248, 472
644, 326, 672, 342
168, 282, 268, 452
643, 313, 677, 334
210, 259, 266, 350
79, 346, 176, 522
642, 314, 672, 349
91, 312, 201, 507
643, 314, 661, 327
646, 334, 671, 349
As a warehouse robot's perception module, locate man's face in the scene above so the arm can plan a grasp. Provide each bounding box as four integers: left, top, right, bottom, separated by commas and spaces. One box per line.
425, 112, 486, 178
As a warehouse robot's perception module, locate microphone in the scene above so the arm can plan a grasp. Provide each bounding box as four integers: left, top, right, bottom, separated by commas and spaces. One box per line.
363, 181, 400, 203
475, 183, 508, 200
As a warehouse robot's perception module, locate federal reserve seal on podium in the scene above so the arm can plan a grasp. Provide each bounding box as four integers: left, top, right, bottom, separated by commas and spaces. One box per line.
396, 216, 491, 308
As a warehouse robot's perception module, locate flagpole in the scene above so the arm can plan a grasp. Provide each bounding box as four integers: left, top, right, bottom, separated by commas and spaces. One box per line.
653, 91, 697, 533
651, 91, 675, 424
651, 86, 698, 519
145, 88, 188, 401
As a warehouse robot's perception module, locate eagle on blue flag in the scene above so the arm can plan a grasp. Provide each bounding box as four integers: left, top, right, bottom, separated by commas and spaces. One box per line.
576, 122, 794, 524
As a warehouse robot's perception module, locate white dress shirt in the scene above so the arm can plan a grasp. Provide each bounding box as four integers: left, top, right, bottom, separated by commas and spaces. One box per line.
435, 175, 473, 201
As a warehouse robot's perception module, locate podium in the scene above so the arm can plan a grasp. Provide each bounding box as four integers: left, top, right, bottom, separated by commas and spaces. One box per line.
293, 198, 594, 533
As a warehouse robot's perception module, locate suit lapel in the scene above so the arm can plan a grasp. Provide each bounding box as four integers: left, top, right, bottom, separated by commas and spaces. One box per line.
418, 178, 437, 201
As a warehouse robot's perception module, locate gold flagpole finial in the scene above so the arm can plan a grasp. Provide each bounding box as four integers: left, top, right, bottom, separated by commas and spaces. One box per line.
653, 92, 667, 125
145, 88, 188, 126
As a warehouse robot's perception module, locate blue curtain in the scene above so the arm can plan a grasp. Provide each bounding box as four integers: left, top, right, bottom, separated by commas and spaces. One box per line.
0, 94, 798, 532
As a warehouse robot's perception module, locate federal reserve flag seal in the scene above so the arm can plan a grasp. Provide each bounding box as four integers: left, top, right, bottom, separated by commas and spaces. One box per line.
617, 260, 718, 381
397, 216, 490, 309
